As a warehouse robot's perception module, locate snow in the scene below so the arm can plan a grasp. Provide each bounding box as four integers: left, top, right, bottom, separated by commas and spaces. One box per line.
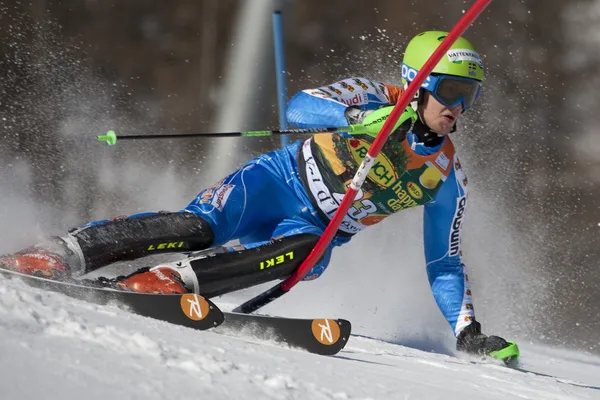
1, 274, 599, 400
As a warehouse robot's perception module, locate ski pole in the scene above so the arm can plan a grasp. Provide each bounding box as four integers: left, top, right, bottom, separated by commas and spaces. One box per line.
233, 0, 495, 315
97, 125, 369, 146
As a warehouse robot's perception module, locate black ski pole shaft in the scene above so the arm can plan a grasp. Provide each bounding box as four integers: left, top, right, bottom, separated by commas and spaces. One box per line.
98, 125, 368, 146
232, 284, 287, 314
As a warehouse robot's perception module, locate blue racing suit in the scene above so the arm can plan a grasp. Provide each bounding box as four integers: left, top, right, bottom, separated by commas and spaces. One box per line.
184, 77, 475, 337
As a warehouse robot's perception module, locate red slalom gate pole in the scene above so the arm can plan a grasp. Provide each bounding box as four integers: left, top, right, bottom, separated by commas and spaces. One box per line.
233, 0, 494, 314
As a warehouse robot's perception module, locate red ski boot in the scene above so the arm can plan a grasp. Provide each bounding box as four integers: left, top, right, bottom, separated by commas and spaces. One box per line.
115, 266, 189, 294
0, 248, 68, 279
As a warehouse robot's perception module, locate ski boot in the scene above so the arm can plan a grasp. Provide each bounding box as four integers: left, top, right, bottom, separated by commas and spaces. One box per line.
104, 266, 190, 295
0, 237, 81, 279
457, 320, 519, 361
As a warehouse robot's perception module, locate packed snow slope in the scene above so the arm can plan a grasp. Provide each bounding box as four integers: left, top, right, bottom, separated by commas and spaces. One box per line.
0, 273, 599, 400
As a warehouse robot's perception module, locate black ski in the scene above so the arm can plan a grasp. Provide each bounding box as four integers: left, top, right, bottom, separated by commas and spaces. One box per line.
0, 267, 351, 356
0, 267, 224, 330
218, 312, 351, 356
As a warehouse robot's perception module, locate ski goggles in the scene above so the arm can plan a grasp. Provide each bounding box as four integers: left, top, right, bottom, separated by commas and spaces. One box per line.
403, 64, 483, 111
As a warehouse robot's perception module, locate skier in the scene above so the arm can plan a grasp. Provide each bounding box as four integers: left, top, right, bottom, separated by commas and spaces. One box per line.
0, 31, 511, 356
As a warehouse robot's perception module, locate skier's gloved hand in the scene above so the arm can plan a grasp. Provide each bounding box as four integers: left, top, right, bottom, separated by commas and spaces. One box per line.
360, 105, 417, 139
344, 106, 374, 125
456, 320, 511, 357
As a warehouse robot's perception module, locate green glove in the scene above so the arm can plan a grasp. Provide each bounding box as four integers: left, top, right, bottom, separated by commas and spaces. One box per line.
360, 105, 417, 139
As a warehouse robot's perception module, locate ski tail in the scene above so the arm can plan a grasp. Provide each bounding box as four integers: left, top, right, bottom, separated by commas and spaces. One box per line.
219, 313, 351, 356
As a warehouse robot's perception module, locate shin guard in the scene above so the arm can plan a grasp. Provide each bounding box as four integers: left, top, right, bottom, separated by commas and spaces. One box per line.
161, 234, 320, 297
68, 212, 214, 273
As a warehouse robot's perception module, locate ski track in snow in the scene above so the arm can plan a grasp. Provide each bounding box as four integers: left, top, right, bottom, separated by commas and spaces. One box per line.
0, 274, 599, 400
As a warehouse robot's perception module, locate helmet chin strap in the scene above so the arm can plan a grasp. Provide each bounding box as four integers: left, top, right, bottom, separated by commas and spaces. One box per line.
407, 84, 421, 112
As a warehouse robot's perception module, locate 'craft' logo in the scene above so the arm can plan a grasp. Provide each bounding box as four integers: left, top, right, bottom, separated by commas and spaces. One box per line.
311, 319, 341, 345
181, 294, 210, 321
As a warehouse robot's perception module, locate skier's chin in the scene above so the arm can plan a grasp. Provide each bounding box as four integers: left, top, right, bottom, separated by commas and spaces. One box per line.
430, 118, 456, 136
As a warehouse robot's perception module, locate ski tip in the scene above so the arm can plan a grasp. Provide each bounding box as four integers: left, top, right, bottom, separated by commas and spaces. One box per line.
490, 341, 520, 362
98, 130, 117, 146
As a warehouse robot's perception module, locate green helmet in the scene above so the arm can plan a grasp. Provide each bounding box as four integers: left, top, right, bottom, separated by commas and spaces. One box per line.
402, 31, 484, 110
402, 31, 484, 82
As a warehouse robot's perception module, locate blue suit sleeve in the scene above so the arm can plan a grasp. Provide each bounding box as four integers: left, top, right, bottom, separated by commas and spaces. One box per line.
286, 77, 392, 130
286, 91, 348, 129
423, 160, 475, 337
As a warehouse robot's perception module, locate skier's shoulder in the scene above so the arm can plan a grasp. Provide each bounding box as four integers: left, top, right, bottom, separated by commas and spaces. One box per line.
336, 77, 405, 105
306, 76, 399, 102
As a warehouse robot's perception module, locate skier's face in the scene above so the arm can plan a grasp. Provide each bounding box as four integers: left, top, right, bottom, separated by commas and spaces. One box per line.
419, 92, 463, 136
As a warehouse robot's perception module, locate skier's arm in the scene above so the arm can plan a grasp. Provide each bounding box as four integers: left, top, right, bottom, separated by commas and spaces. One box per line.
422, 158, 475, 337
286, 77, 400, 129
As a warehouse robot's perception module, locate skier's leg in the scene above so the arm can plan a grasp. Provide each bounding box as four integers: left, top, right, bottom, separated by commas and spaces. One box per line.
2, 141, 317, 288
0, 212, 214, 278
113, 233, 321, 295
0, 140, 304, 278
184, 145, 309, 247
113, 212, 350, 296
105, 157, 311, 294
72, 212, 214, 271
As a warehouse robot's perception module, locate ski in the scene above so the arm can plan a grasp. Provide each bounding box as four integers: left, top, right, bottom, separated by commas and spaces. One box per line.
0, 267, 224, 330
218, 312, 351, 356
0, 267, 351, 355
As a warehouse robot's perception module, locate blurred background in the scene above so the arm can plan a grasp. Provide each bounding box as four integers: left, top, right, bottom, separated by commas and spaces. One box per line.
1, 0, 599, 356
